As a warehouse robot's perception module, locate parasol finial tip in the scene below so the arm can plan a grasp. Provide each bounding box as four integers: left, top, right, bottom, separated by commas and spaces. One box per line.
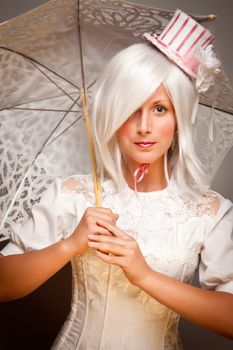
208, 14, 218, 20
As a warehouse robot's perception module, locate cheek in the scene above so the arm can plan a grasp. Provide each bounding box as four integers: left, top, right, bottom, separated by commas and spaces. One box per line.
118, 120, 133, 137
155, 119, 176, 141
117, 120, 134, 144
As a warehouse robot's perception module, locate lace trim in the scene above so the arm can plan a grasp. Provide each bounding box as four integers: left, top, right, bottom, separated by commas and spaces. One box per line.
61, 174, 96, 203
60, 175, 223, 219
195, 191, 221, 217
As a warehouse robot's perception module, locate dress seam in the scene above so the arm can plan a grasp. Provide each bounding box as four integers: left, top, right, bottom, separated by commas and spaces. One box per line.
75, 257, 89, 349
97, 264, 112, 350
162, 309, 172, 350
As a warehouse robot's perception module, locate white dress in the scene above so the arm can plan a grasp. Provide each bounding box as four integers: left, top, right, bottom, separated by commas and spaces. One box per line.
2, 175, 233, 350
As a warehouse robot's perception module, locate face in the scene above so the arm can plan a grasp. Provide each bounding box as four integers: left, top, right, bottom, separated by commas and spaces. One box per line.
117, 84, 176, 170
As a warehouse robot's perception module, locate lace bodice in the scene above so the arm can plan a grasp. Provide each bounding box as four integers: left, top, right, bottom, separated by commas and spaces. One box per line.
2, 175, 233, 350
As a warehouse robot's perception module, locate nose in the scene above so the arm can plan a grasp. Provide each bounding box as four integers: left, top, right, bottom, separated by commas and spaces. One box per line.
137, 109, 152, 135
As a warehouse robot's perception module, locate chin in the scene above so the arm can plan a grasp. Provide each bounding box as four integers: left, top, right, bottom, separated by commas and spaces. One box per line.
132, 155, 162, 165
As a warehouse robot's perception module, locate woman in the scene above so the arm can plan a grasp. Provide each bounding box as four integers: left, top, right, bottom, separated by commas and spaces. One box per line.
0, 10, 233, 349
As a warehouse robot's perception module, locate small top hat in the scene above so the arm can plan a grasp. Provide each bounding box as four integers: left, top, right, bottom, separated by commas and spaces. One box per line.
143, 9, 214, 79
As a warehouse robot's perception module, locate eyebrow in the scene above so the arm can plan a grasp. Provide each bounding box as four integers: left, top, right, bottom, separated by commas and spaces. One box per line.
152, 99, 172, 104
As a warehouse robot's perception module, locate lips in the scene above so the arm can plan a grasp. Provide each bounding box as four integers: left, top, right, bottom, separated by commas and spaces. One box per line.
134, 141, 156, 148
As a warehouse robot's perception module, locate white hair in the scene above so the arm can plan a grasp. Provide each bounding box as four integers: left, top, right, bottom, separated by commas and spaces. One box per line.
92, 43, 208, 198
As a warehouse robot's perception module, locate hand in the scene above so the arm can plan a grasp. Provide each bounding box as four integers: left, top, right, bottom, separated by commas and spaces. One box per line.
88, 220, 152, 286
69, 207, 119, 255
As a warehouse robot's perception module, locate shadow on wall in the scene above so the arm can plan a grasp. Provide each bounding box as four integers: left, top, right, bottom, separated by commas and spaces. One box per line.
211, 146, 233, 202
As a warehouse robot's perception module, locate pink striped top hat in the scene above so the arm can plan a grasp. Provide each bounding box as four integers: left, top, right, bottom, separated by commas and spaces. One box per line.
143, 9, 214, 79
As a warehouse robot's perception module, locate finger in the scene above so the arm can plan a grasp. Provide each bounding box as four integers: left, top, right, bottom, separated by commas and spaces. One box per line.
88, 214, 117, 228
88, 207, 119, 220
97, 220, 131, 239
88, 241, 130, 256
83, 216, 113, 236
96, 213, 118, 225
95, 250, 126, 266
88, 234, 127, 247
94, 227, 113, 236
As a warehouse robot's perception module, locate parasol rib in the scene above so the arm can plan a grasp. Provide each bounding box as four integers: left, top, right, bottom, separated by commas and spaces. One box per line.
11, 108, 79, 113
43, 115, 83, 149
0, 46, 80, 90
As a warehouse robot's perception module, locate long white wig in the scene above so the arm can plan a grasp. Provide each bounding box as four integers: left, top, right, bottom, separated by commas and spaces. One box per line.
92, 43, 208, 198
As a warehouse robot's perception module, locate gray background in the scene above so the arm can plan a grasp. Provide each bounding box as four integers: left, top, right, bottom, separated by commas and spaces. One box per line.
0, 1, 232, 350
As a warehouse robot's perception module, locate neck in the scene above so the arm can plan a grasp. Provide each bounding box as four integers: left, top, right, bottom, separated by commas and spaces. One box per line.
124, 156, 168, 192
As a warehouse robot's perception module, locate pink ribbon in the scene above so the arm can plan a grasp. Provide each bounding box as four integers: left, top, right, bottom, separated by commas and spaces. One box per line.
133, 163, 150, 192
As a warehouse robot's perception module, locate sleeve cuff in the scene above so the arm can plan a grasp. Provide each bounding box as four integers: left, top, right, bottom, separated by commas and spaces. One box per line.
215, 280, 233, 294
1, 242, 24, 256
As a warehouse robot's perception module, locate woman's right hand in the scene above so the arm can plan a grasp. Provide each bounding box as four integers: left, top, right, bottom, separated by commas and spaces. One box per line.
0, 207, 118, 301
68, 207, 119, 256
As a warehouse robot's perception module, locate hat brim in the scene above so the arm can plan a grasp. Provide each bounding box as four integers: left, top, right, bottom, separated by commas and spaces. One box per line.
143, 33, 196, 79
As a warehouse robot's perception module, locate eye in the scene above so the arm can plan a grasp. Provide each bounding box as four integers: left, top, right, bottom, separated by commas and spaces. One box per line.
154, 105, 167, 114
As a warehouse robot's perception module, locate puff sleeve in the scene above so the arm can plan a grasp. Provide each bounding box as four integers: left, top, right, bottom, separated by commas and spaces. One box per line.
1, 178, 78, 256
199, 198, 233, 294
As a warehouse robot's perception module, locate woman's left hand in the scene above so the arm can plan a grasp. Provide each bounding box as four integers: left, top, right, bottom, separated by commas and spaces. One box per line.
87, 220, 152, 286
